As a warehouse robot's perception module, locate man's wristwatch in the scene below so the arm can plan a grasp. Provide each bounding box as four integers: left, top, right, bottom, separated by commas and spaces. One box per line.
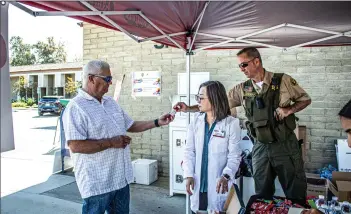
154, 119, 160, 127
222, 174, 230, 181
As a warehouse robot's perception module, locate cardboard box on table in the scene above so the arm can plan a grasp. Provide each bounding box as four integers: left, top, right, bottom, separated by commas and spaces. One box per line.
223, 184, 245, 214
327, 171, 351, 202
305, 173, 328, 199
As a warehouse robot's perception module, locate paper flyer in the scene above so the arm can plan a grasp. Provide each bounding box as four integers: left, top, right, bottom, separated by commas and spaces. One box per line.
131, 71, 161, 97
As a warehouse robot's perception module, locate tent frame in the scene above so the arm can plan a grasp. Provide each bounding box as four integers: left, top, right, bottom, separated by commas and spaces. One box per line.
10, 1, 351, 52
6, 2, 351, 214
11, 0, 351, 120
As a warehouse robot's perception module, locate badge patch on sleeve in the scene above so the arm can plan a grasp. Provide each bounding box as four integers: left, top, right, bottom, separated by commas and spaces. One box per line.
291, 78, 297, 86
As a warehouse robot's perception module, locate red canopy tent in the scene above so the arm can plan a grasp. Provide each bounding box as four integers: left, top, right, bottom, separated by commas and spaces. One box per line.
9, 0, 351, 119
12, 1, 351, 51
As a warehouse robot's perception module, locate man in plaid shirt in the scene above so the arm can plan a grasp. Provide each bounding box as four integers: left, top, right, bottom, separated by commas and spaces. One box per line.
63, 60, 173, 214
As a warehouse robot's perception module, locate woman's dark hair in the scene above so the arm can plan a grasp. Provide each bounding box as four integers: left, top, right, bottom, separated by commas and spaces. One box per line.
198, 80, 231, 121
339, 99, 351, 119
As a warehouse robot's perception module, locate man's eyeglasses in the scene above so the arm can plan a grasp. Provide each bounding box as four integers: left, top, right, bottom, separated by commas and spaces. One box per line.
89, 74, 112, 83
238, 58, 257, 68
195, 94, 208, 102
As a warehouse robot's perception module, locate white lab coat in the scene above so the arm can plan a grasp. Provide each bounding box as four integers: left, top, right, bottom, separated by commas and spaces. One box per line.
183, 113, 242, 213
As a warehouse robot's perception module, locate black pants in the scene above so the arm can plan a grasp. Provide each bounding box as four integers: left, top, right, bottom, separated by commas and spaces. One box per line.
252, 133, 307, 202
192, 192, 208, 214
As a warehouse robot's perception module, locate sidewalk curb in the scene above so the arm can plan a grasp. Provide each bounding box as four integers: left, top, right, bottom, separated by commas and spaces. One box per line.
12, 107, 38, 110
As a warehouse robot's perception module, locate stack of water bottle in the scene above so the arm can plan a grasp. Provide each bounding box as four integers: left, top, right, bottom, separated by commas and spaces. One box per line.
315, 195, 350, 214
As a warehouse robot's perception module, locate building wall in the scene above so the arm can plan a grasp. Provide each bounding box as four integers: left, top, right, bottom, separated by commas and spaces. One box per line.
10, 63, 83, 100
83, 23, 351, 176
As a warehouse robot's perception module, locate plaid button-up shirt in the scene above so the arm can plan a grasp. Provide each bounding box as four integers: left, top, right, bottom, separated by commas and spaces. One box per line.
63, 89, 134, 198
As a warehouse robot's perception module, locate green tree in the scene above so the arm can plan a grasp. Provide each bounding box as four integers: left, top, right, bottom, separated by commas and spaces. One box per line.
9, 36, 36, 66
11, 76, 27, 100
65, 77, 81, 98
33, 37, 67, 64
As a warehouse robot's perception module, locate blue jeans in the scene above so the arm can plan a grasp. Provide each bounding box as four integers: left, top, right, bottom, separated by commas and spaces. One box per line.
82, 185, 130, 214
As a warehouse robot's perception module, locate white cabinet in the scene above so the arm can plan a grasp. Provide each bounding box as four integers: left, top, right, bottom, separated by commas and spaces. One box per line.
169, 127, 187, 194
169, 95, 198, 196
177, 72, 210, 95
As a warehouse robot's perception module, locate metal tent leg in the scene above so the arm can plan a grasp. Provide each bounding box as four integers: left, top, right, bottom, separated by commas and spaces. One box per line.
186, 194, 191, 214
186, 54, 191, 124
59, 107, 67, 173
185, 53, 192, 214
1, 2, 15, 152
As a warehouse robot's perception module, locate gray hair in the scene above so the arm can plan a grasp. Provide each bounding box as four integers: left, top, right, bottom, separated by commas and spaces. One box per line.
82, 60, 110, 88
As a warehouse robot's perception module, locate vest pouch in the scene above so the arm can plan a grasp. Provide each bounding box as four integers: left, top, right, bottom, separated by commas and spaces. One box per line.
253, 120, 275, 143
284, 114, 296, 131
245, 121, 256, 139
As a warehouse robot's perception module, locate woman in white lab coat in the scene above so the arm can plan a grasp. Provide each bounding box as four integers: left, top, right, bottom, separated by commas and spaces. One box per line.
182, 81, 242, 213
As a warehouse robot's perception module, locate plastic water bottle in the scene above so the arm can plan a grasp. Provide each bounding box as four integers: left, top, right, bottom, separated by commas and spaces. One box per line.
331, 197, 339, 207
341, 201, 351, 214
316, 195, 326, 208
329, 203, 335, 214
319, 204, 329, 214
335, 206, 342, 214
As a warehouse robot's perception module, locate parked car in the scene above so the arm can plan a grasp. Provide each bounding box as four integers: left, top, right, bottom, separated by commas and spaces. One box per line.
38, 96, 64, 116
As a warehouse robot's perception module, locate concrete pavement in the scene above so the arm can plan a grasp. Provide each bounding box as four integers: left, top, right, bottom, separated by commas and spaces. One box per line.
1, 109, 186, 214
1, 148, 81, 214
1, 152, 186, 214
1, 173, 81, 214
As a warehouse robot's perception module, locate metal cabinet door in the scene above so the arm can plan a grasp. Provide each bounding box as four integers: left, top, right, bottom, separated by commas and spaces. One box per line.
172, 129, 187, 192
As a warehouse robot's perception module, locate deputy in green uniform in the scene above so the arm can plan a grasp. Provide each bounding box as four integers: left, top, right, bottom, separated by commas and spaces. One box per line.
174, 47, 311, 202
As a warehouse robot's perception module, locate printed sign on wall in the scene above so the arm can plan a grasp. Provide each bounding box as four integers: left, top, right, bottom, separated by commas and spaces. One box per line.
131, 71, 161, 97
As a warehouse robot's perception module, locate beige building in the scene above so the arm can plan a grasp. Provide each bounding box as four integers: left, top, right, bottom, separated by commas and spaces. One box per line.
83, 23, 350, 176
10, 62, 82, 101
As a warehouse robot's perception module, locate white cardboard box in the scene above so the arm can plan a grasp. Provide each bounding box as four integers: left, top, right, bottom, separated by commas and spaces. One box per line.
336, 139, 351, 172
236, 177, 285, 206
132, 159, 158, 185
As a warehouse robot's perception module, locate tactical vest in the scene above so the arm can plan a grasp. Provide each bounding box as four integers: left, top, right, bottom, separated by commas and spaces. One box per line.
243, 73, 296, 143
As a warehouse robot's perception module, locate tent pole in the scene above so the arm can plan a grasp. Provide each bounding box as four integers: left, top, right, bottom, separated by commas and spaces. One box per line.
80, 1, 139, 43
186, 53, 191, 125
189, 1, 210, 52
1, 2, 15, 152
139, 13, 186, 52
185, 53, 190, 214
139, 32, 187, 43
185, 37, 192, 213
10, 2, 35, 16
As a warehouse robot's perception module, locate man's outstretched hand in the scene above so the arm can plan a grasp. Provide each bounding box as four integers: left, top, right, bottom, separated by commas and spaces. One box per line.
158, 113, 175, 126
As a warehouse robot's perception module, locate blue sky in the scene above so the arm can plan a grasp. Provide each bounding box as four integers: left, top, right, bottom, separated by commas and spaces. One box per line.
8, 4, 83, 62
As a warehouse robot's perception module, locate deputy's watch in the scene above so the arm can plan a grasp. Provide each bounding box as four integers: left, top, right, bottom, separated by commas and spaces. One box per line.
222, 174, 230, 180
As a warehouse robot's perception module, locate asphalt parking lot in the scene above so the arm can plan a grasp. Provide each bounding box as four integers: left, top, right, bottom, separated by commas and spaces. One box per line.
11, 108, 60, 154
